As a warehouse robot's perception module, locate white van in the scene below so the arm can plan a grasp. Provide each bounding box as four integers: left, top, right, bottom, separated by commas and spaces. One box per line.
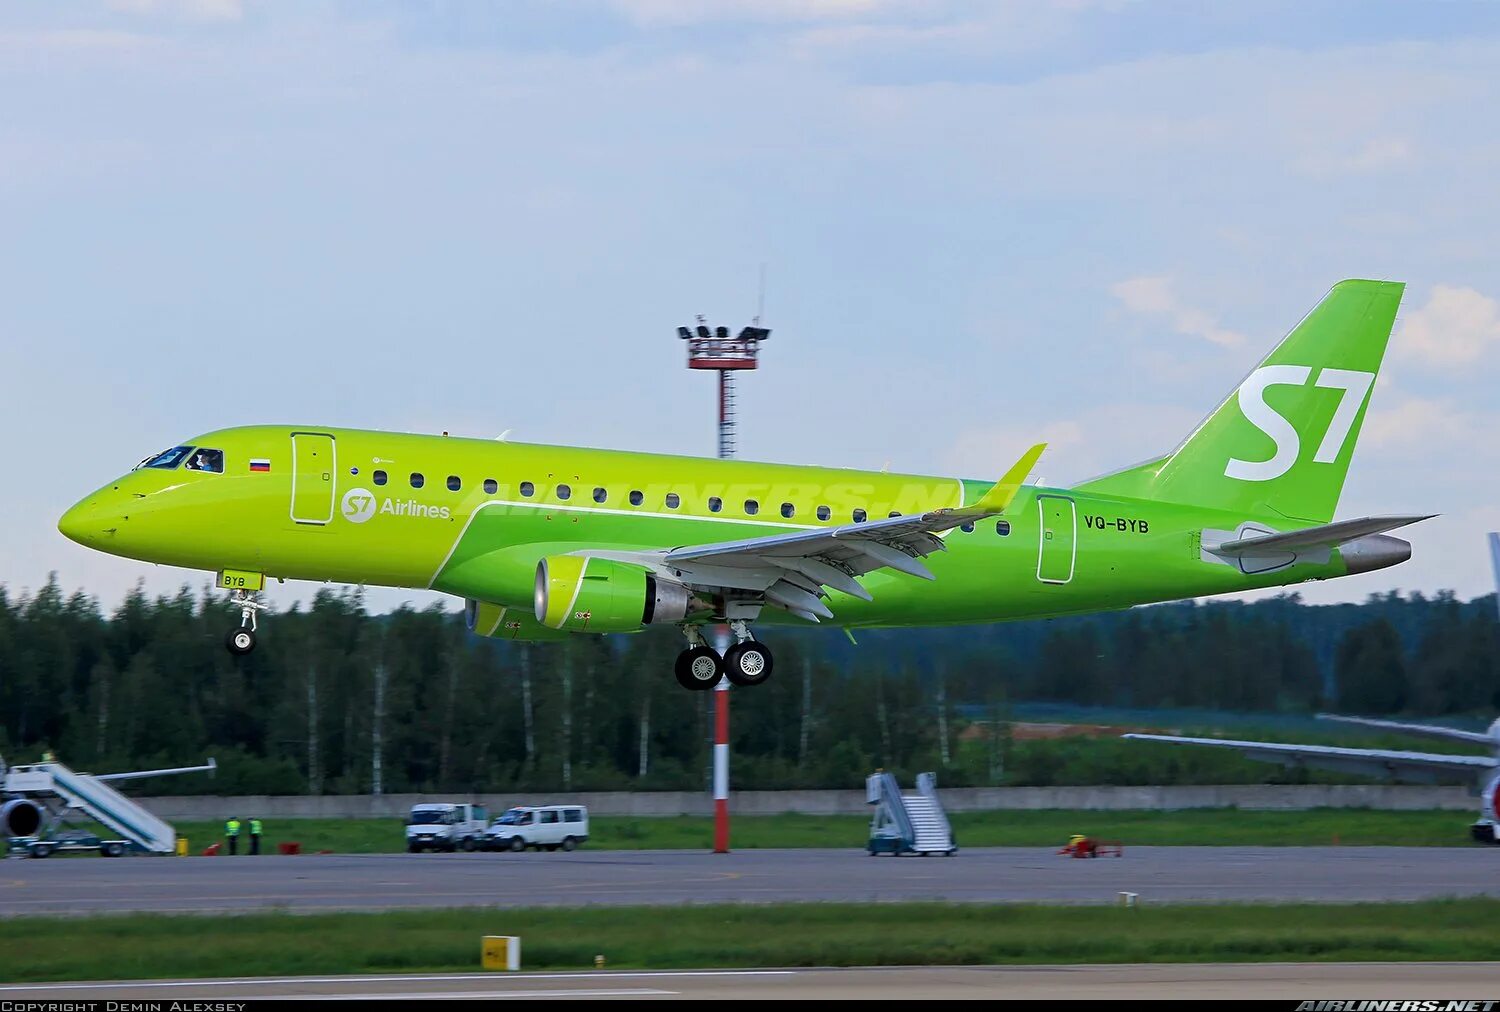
405, 802, 488, 852
482, 805, 589, 852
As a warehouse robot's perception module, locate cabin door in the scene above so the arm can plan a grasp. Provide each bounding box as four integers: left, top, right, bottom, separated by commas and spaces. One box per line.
1036, 495, 1076, 584
290, 432, 337, 525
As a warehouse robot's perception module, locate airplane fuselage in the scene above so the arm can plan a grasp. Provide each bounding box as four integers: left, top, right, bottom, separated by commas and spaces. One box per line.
60, 425, 1371, 631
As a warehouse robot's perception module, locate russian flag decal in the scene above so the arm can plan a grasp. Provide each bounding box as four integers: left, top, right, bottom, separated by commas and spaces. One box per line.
250, 458, 272, 472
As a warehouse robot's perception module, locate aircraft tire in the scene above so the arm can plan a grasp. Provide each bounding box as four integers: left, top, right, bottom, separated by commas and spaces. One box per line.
723, 641, 773, 687
226, 628, 257, 655
674, 646, 722, 690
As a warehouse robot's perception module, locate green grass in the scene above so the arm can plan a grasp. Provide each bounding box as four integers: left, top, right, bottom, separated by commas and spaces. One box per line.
6, 899, 1500, 982
169, 807, 1477, 855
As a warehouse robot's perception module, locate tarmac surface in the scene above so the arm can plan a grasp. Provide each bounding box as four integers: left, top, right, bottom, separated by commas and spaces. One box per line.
4, 846, 1499, 916
6, 964, 1500, 1000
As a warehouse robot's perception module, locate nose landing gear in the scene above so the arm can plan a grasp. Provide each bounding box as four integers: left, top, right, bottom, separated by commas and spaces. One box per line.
225, 590, 262, 655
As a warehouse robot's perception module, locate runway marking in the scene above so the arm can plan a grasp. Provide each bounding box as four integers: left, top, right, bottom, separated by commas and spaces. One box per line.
0, 971, 797, 992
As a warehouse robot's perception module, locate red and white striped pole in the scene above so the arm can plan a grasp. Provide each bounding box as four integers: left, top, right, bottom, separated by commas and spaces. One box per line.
713, 665, 730, 853
713, 365, 732, 854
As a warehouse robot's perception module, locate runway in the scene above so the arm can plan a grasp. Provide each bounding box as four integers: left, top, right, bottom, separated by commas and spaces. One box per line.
7, 963, 1500, 1000
4, 846, 1499, 916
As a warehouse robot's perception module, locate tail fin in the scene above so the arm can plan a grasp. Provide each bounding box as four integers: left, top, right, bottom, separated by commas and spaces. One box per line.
1078, 279, 1404, 522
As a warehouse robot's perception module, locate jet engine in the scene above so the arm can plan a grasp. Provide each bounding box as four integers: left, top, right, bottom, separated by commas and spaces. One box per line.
0, 797, 42, 838
465, 598, 569, 642
534, 556, 700, 633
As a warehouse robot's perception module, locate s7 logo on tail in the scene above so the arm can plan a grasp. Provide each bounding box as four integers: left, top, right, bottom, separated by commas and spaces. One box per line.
1224, 366, 1374, 482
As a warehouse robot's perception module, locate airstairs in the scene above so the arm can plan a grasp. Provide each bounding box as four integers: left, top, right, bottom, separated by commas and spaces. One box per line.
866, 770, 956, 856
3, 760, 187, 855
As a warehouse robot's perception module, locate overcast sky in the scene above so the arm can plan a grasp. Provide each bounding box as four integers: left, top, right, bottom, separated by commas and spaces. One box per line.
4, 0, 1499, 616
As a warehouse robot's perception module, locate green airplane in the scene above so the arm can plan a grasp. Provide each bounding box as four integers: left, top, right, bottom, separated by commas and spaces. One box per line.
60, 280, 1431, 691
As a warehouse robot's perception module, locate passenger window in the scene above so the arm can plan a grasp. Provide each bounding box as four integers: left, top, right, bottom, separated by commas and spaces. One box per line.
373, 470, 388, 486
708, 496, 723, 513
184, 448, 224, 473
817, 505, 831, 521
744, 499, 759, 516
483, 478, 498, 495
960, 521, 975, 533
593, 487, 607, 504
410, 473, 425, 489
665, 492, 680, 509
557, 484, 572, 500
853, 508, 867, 523
629, 490, 643, 506
564, 810, 582, 823
447, 475, 461, 492
520, 481, 534, 497
996, 519, 1011, 536
781, 503, 795, 519
540, 810, 559, 824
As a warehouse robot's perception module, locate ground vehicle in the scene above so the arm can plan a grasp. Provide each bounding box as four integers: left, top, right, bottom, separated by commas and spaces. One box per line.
481, 805, 589, 852
405, 802, 488, 852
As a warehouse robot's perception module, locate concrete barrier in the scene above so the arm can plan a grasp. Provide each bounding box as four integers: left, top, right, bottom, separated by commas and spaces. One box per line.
132, 783, 1476, 821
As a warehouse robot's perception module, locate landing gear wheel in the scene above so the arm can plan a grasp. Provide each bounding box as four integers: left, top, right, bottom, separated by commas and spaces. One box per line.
723, 641, 773, 687
674, 646, 723, 690
226, 628, 257, 655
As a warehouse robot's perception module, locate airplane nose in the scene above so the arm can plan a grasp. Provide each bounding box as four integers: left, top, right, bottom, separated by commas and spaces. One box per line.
59, 497, 114, 547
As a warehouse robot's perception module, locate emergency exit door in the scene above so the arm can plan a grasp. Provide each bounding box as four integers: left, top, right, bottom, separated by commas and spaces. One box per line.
290, 432, 336, 525
1036, 495, 1076, 584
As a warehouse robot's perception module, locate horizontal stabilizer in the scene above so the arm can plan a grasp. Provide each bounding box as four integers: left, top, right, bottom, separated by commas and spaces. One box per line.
1215, 514, 1435, 556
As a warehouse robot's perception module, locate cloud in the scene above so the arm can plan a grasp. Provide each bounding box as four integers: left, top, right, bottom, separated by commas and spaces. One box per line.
1295, 136, 1414, 178
105, 0, 243, 22
1397, 284, 1500, 367
1109, 276, 1245, 348
1361, 393, 1473, 452
606, 0, 905, 26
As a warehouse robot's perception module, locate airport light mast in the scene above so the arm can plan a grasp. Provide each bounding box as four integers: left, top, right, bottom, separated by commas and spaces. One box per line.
678, 320, 770, 458
678, 317, 770, 853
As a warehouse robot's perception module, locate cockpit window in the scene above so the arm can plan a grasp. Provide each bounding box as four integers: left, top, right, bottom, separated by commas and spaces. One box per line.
184, 448, 224, 474
138, 446, 194, 470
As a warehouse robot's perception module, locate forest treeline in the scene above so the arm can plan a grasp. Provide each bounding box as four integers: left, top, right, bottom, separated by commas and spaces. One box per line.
1, 576, 1496, 795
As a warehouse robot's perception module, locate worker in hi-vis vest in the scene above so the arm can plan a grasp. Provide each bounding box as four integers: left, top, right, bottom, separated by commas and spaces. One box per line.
249, 817, 263, 856
225, 816, 241, 856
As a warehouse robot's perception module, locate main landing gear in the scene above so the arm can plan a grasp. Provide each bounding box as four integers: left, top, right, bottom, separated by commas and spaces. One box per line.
225, 590, 262, 656
673, 622, 774, 691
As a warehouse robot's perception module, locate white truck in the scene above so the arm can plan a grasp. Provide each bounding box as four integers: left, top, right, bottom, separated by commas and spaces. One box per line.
405, 802, 489, 853
481, 805, 589, 852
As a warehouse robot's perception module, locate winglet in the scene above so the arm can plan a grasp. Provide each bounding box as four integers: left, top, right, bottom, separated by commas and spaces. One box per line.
973, 443, 1046, 514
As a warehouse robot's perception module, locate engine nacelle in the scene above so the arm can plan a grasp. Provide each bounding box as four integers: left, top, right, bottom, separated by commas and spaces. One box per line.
1, 798, 42, 838
534, 556, 698, 633
465, 599, 568, 642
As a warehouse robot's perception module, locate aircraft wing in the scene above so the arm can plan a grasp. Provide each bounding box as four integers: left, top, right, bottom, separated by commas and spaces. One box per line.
1315, 713, 1496, 747
1214, 514, 1434, 555
607, 444, 1045, 623
1123, 733, 1497, 785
